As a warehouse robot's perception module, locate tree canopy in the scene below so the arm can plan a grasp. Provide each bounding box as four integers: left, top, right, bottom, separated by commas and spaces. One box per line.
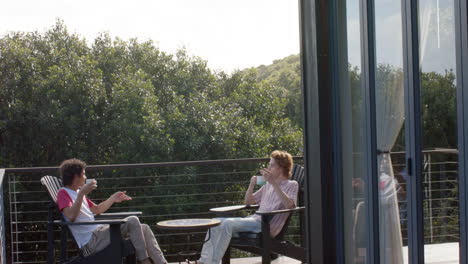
0, 22, 303, 168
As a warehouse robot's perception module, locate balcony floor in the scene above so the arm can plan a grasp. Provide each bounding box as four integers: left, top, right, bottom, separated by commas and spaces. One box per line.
404, 242, 459, 264
169, 242, 459, 264
229, 256, 301, 264
169, 256, 301, 264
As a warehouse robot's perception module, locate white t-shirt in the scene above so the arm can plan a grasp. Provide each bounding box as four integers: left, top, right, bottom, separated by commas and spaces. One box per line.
57, 187, 100, 248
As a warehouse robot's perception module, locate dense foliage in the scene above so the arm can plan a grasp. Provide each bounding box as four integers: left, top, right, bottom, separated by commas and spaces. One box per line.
0, 21, 456, 168
0, 22, 303, 168
254, 57, 457, 151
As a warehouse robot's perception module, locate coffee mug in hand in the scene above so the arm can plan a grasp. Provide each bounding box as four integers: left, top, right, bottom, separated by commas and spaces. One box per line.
85, 179, 96, 185
256, 176, 266, 185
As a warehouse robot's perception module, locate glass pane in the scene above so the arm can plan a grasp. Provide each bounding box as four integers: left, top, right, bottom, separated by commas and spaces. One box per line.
341, 0, 368, 263
374, 0, 407, 263
418, 0, 460, 263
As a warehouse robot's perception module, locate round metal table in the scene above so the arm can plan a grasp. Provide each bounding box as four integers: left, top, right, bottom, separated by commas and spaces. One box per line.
157, 218, 221, 264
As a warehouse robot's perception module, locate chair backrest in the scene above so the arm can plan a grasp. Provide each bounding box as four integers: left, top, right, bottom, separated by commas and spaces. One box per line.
275, 164, 305, 240
40, 175, 84, 252
40, 175, 64, 203
291, 164, 305, 190
290, 164, 305, 206
353, 201, 367, 253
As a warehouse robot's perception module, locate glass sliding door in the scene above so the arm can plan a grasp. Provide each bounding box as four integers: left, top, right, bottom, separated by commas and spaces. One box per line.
340, 0, 458, 263
418, 0, 460, 263
341, 0, 407, 263
300, 0, 468, 263
340, 0, 368, 263
455, 0, 468, 263
373, 0, 407, 263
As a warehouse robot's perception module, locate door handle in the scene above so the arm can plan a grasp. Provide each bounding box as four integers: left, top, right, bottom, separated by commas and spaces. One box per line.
407, 157, 412, 176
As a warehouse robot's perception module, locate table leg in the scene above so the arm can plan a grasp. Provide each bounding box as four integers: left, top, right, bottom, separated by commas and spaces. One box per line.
178, 227, 213, 264
186, 234, 191, 264
185, 234, 199, 264
187, 234, 190, 253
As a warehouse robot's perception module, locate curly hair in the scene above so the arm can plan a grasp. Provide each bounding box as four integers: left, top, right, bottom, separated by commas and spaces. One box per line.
271, 150, 293, 178
59, 159, 86, 186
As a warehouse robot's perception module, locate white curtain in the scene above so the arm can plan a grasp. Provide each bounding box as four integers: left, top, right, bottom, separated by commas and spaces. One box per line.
376, 2, 434, 263
376, 66, 404, 264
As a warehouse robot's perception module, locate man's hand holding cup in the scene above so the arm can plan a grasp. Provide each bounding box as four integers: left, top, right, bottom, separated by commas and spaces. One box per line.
250, 175, 257, 187
260, 168, 274, 184
81, 179, 97, 195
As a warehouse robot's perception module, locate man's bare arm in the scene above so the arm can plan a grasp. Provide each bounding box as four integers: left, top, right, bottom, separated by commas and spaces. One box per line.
62, 182, 96, 221
270, 182, 296, 209
62, 192, 85, 222
91, 191, 132, 215
245, 176, 257, 205
261, 168, 296, 209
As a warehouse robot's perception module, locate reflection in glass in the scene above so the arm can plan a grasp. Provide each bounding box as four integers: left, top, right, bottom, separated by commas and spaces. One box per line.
375, 65, 405, 264
341, 0, 368, 263
341, 0, 459, 263
419, 0, 459, 263
374, 0, 405, 263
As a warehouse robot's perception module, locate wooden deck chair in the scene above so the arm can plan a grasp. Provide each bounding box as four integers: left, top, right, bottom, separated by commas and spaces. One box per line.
41, 175, 142, 264
210, 164, 307, 264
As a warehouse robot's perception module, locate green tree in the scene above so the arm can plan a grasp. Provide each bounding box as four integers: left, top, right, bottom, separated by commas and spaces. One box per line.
421, 70, 457, 149
0, 21, 303, 168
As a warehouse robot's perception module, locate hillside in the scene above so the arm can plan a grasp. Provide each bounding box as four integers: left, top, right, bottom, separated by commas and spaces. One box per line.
248, 54, 302, 128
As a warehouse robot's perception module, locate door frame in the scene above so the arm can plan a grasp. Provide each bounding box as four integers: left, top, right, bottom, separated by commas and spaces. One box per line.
401, 0, 425, 263
298, 0, 468, 263
456, 0, 468, 263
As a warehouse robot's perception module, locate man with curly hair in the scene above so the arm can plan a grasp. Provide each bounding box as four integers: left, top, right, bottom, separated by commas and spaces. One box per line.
57, 159, 167, 264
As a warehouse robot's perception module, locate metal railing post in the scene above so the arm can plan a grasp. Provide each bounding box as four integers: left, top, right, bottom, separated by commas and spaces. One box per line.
430, 153, 434, 242
0, 169, 6, 264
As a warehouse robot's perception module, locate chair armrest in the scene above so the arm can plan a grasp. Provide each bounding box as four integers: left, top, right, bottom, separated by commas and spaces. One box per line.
210, 204, 259, 213
95, 211, 142, 219
255, 206, 305, 216
53, 219, 127, 225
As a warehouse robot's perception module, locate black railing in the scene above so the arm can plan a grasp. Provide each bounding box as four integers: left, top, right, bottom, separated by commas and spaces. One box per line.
0, 169, 6, 264
391, 149, 459, 244
0, 150, 460, 263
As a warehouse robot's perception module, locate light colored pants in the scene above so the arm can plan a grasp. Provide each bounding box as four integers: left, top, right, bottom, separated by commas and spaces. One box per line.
199, 217, 261, 264
83, 216, 167, 264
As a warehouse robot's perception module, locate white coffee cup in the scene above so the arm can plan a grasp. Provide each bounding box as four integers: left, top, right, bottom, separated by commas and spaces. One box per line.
256, 176, 266, 185
86, 179, 96, 185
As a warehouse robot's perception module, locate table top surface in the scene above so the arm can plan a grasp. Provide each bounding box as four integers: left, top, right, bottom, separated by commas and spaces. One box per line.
156, 218, 221, 230
209, 204, 259, 213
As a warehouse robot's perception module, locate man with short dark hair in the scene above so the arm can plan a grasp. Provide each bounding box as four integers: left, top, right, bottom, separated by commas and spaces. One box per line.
57, 159, 167, 264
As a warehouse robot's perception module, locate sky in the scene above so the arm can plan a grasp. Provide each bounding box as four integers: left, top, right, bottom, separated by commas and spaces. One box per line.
0, 0, 301, 73
346, 0, 456, 74
0, 0, 455, 74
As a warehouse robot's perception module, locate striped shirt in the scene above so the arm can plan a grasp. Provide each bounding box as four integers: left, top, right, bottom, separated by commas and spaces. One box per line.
249, 179, 299, 237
